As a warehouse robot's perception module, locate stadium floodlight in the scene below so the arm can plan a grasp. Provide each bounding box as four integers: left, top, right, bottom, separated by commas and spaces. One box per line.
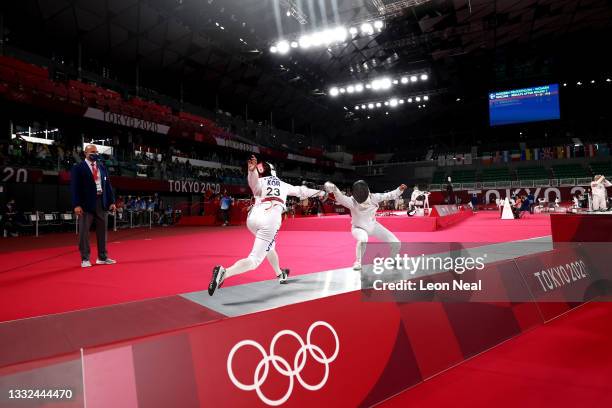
607, 78, 611, 82
349, 27, 358, 35
290, 41, 298, 48
380, 77, 392, 89
410, 75, 418, 82
329, 87, 339, 97
399, 99, 404, 104
286, 10, 291, 17
368, 103, 374, 109
355, 83, 364, 92
361, 104, 366, 109
384, 101, 389, 106
347, 85, 355, 93
375, 102, 381, 107
371, 80, 381, 90
401, 77, 408, 84
374, 20, 384, 30
277, 41, 290, 54
389, 98, 398, 107
333, 27, 348, 42
423, 95, 429, 101
270, 46, 278, 53
361, 23, 374, 35
393, 79, 399, 85
365, 84, 372, 89
420, 74, 429, 81
415, 96, 421, 102
339, 87, 346, 93
299, 35, 312, 48
408, 98, 413, 103
355, 105, 360, 110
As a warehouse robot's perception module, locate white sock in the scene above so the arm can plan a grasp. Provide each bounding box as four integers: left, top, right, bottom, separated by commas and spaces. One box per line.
224, 258, 257, 279
266, 249, 283, 276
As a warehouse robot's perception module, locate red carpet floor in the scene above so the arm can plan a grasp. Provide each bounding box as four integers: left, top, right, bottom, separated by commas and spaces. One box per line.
379, 301, 612, 408
0, 212, 552, 322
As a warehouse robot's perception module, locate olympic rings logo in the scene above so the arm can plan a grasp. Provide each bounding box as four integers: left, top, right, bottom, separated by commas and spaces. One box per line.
227, 321, 340, 406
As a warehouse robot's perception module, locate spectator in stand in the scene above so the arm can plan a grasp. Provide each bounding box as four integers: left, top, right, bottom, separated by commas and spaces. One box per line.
70, 144, 117, 267
220, 191, 233, 226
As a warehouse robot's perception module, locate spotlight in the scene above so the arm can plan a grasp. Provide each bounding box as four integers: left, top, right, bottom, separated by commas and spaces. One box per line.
408, 98, 413, 103
339, 88, 346, 93
577, 81, 582, 85
329, 87, 339, 97
420, 74, 429, 81
456, 98, 461, 102
361, 23, 373, 35
376, 102, 381, 107
361, 104, 366, 109
389, 98, 398, 107
368, 103, 374, 109
367, 116, 370, 119
371, 80, 381, 90
365, 84, 372, 89
347, 85, 355, 93
355, 84, 364, 92
415, 96, 421, 102
374, 20, 384, 29
423, 95, 429, 101
333, 27, 348, 42
384, 101, 389, 106
591, 80, 596, 84
385, 111, 389, 115
220, 26, 224, 30
393, 79, 399, 85
399, 99, 404, 104
215, 22, 219, 27
607, 78, 612, 82
563, 83, 567, 86
401, 77, 408, 84
270, 46, 278, 53
349, 27, 358, 35
380, 77, 392, 89
286, 10, 291, 17
290, 41, 298, 48
355, 106, 360, 110
410, 75, 417, 82
299, 35, 312, 48
276, 41, 290, 54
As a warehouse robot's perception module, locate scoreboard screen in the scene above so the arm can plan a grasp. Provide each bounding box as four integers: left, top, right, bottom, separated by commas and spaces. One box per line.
489, 84, 560, 126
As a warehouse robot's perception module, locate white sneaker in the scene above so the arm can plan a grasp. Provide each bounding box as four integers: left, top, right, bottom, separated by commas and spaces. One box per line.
96, 258, 117, 265
277, 269, 290, 284
81, 260, 92, 268
353, 261, 362, 271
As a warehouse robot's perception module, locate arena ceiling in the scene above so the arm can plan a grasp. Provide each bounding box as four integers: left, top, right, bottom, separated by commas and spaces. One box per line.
2, 0, 612, 145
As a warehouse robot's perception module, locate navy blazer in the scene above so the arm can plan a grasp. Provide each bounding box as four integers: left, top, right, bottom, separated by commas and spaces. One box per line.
70, 160, 115, 213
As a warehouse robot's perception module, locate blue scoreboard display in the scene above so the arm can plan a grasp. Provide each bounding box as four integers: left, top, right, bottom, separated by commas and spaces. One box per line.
488, 84, 560, 126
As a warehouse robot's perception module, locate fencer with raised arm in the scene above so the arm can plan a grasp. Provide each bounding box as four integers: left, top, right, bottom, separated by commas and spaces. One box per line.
208, 155, 325, 296
325, 180, 407, 270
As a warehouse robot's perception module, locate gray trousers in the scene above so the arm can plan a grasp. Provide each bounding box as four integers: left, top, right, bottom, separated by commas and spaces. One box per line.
78, 197, 108, 261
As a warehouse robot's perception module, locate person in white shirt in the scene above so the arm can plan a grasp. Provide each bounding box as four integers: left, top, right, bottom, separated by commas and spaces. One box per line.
208, 155, 325, 295
591, 174, 612, 211
324, 180, 407, 270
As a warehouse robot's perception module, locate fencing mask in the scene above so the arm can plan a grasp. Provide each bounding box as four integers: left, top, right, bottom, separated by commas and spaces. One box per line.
352, 180, 370, 204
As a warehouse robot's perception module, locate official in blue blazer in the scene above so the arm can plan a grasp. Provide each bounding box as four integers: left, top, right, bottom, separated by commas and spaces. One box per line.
71, 145, 117, 268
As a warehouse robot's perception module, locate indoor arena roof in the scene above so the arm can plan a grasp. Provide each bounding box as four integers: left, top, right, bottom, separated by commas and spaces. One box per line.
2, 0, 612, 139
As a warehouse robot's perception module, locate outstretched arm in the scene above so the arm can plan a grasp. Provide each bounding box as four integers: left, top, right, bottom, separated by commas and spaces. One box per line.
286, 183, 324, 200
324, 182, 354, 209
371, 184, 407, 204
